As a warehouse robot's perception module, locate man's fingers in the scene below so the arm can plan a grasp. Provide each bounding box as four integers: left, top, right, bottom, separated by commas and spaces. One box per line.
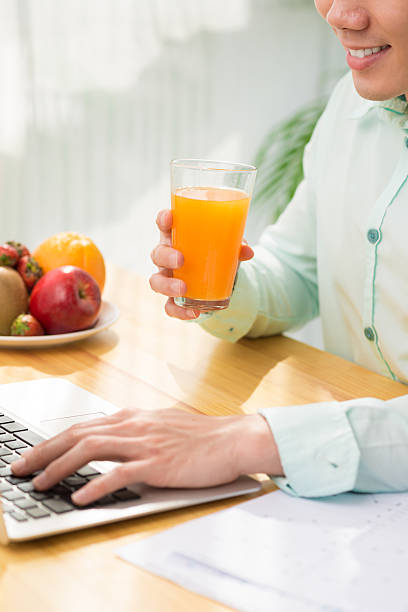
72, 460, 151, 506
156, 209, 172, 232
165, 298, 199, 320
156, 209, 173, 245
11, 418, 123, 476
12, 432, 79, 477
31, 436, 139, 492
150, 244, 183, 269
149, 273, 187, 297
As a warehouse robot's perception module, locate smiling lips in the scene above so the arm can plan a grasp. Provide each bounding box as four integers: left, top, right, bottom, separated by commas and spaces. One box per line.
349, 45, 389, 58
346, 44, 391, 70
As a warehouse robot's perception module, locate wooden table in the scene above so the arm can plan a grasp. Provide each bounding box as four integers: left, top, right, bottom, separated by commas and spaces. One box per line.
0, 265, 407, 612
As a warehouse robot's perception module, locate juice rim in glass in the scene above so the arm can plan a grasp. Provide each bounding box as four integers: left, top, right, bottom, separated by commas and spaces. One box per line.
170, 159, 257, 311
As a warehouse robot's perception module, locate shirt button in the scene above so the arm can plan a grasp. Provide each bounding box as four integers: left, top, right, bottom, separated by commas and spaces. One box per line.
367, 228, 379, 244
364, 326, 375, 341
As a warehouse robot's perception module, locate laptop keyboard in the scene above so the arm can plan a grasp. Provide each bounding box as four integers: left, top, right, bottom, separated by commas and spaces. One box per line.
0, 409, 141, 523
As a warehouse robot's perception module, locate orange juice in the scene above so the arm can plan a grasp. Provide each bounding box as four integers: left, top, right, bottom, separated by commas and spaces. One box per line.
171, 186, 250, 302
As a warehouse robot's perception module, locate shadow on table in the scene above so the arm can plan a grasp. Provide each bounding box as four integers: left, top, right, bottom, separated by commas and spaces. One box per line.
167, 335, 283, 415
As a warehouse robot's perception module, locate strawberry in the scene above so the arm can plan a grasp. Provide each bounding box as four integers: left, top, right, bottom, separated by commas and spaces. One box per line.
10, 313, 44, 336
6, 241, 31, 259
17, 256, 43, 291
0, 244, 19, 267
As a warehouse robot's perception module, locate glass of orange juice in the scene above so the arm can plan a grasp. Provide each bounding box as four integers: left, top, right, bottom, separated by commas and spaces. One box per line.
171, 159, 257, 311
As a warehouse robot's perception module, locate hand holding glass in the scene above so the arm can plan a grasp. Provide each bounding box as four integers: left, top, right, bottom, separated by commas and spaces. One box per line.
171, 159, 257, 311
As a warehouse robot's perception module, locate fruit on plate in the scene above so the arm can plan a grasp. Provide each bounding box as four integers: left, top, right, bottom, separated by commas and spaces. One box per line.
6, 241, 31, 259
17, 256, 43, 291
33, 231, 106, 293
30, 265, 101, 334
0, 244, 19, 267
10, 314, 44, 336
0, 268, 28, 335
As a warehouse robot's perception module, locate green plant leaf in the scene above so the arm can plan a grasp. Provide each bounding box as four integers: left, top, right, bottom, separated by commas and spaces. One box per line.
251, 99, 327, 226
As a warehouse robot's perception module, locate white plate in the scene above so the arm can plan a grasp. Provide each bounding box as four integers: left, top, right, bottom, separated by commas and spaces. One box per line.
0, 301, 119, 349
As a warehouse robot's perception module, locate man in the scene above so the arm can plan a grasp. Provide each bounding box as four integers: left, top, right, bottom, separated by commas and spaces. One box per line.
13, 0, 408, 503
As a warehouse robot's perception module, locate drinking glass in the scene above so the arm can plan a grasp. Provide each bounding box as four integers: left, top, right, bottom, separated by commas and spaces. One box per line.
170, 159, 257, 311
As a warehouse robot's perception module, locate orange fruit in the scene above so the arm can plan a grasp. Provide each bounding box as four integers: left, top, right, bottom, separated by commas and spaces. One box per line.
33, 232, 106, 293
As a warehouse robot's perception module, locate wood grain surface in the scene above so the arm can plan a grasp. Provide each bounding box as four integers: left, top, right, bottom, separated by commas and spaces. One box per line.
0, 264, 406, 612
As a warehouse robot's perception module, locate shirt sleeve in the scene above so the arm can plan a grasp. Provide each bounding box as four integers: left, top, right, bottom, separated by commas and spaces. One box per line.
259, 394, 408, 497
198, 118, 321, 343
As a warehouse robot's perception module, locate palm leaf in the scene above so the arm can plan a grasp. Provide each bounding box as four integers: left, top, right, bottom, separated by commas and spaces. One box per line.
251, 99, 327, 227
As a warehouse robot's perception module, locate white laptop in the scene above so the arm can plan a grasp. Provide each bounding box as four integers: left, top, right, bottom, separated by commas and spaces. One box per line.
0, 378, 261, 543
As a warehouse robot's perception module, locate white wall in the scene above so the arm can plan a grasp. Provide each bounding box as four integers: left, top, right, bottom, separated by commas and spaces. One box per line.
0, 0, 345, 347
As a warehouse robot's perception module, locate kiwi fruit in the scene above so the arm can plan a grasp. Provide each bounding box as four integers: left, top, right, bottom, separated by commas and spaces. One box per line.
0, 267, 28, 335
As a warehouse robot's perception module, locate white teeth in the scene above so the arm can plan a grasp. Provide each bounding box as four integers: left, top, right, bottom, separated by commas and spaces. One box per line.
349, 46, 388, 58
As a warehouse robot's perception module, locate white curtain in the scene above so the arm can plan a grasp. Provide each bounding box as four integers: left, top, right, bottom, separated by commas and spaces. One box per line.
0, 0, 343, 281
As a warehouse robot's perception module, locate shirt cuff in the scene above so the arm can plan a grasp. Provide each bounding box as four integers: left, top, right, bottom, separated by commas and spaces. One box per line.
197, 264, 259, 343
259, 402, 361, 498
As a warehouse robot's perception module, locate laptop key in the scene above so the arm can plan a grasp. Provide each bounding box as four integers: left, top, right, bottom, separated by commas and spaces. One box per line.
17, 481, 35, 492
5, 440, 28, 450
6, 475, 32, 485
1, 502, 14, 512
0, 434, 15, 443
29, 491, 53, 501
0, 466, 12, 477
1, 422, 28, 434
0, 448, 13, 457
63, 475, 88, 488
14, 430, 44, 447
112, 489, 141, 502
10, 511, 28, 522
50, 484, 72, 498
42, 498, 74, 514
26, 506, 51, 519
76, 466, 101, 477
94, 494, 118, 506
1, 489, 25, 501
14, 498, 38, 510
0, 482, 12, 493
0, 416, 14, 425
2, 453, 22, 464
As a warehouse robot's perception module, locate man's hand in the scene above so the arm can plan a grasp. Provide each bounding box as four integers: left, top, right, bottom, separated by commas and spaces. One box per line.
11, 408, 283, 506
149, 209, 254, 320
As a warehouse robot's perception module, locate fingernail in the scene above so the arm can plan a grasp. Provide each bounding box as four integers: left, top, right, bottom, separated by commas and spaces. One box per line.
172, 252, 180, 268
11, 458, 26, 472
33, 472, 47, 489
176, 280, 186, 296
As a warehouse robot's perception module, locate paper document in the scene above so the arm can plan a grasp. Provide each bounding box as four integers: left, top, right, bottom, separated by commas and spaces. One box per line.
117, 490, 408, 612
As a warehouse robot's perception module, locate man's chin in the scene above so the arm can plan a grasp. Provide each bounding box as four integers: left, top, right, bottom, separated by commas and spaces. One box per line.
351, 72, 405, 102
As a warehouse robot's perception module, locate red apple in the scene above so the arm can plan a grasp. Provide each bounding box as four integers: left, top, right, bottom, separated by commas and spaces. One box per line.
29, 266, 101, 334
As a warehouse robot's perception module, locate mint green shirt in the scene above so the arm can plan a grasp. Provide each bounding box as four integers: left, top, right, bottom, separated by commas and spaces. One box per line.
199, 72, 408, 497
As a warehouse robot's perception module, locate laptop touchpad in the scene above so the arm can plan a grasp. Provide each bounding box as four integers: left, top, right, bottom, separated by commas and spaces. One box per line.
39, 413, 108, 436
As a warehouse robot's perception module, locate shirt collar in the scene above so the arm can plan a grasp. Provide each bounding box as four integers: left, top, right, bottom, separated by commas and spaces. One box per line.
349, 94, 408, 130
